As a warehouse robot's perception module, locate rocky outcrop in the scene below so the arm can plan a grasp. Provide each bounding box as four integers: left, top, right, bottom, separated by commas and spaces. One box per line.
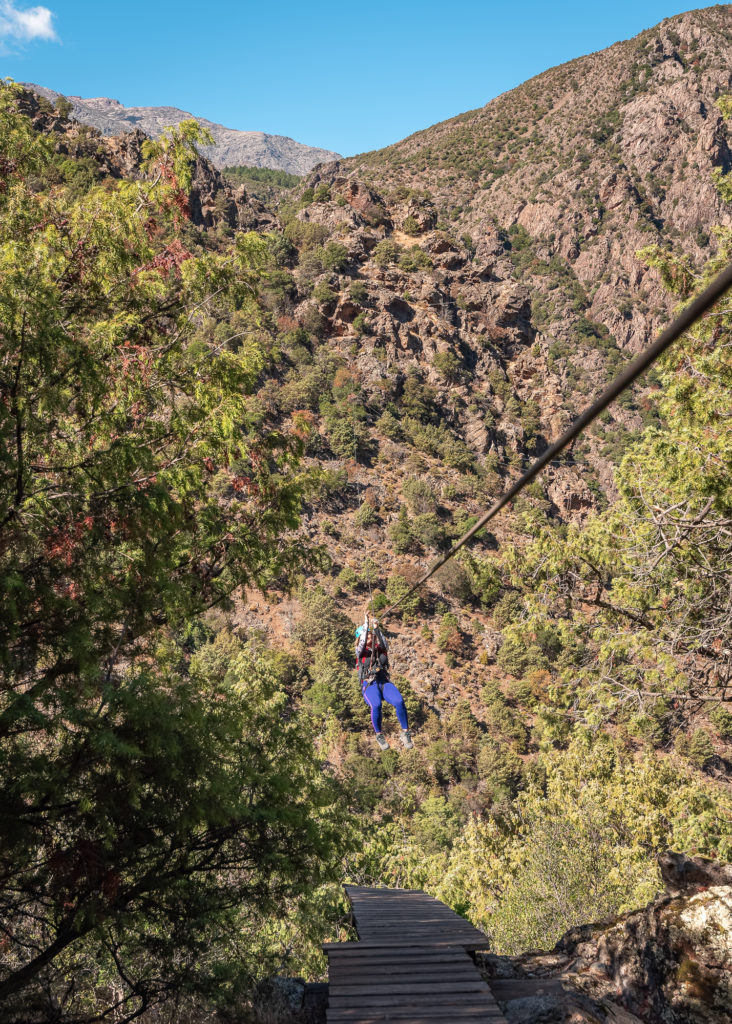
658, 850, 732, 893
331, 8, 732, 357
478, 853, 732, 1024
22, 83, 341, 173
15, 87, 276, 233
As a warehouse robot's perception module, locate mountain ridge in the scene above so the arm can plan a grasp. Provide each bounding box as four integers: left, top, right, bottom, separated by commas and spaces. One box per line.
317, 5, 732, 354
22, 82, 341, 174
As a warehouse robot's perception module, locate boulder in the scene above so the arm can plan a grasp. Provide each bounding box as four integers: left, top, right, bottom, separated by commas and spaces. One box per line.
478, 854, 732, 1024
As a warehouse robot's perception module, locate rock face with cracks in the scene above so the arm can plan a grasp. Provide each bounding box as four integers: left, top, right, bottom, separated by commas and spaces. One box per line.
478, 853, 732, 1024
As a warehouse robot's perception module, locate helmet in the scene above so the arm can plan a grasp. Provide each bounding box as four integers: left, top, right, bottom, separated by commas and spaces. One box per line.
355, 625, 366, 638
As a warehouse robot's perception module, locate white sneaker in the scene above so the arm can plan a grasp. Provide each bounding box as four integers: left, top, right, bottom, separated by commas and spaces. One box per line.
375, 733, 390, 751
400, 729, 414, 749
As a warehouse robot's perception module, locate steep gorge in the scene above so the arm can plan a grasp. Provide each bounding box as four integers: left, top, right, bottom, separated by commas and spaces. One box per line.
3, 8, 732, 1021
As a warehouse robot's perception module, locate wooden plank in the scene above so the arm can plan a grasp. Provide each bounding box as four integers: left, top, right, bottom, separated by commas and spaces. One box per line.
329, 1014, 503, 1019
329, 1011, 503, 1018
329, 965, 480, 977
352, 926, 485, 934
331, 987, 494, 1001
329, 1011, 501, 1019
352, 920, 484, 928
328, 1004, 503, 1017
330, 977, 493, 992
329, 1012, 504, 1020
327, 956, 470, 966
327, 951, 470, 962
353, 926, 473, 934
330, 966, 480, 980
326, 885, 505, 1024
325, 941, 489, 951
329, 994, 498, 1008
328, 1009, 504, 1019
327, 942, 466, 951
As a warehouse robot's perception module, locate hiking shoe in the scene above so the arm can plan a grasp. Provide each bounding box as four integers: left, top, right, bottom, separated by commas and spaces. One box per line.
400, 729, 414, 749
375, 732, 390, 751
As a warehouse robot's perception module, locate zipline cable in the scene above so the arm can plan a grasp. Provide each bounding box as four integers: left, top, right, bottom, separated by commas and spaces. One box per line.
380, 261, 732, 620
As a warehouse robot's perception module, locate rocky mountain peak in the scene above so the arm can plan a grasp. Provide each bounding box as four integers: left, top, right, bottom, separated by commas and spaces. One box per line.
328, 6, 732, 355
22, 82, 341, 174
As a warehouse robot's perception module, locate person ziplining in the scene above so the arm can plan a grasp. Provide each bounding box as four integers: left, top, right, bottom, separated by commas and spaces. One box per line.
355, 608, 413, 750
346, 263, 732, 750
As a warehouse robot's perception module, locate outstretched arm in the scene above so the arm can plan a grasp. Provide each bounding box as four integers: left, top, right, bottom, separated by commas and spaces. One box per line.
355, 608, 370, 658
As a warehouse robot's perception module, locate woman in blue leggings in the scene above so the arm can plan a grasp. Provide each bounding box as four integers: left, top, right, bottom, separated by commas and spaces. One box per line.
355, 612, 413, 750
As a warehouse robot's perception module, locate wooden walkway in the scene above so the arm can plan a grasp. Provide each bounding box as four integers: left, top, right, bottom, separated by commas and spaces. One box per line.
323, 885, 507, 1024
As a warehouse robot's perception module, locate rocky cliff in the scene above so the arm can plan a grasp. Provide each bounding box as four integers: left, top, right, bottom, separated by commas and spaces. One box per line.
22, 82, 341, 173
15, 86, 277, 234
479, 853, 732, 1024
327, 7, 732, 354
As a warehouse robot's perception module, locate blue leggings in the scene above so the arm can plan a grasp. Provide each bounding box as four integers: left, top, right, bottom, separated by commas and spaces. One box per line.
362, 678, 409, 733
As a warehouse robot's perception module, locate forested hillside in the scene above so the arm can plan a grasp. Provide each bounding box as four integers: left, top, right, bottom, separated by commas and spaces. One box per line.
1, 8, 732, 1022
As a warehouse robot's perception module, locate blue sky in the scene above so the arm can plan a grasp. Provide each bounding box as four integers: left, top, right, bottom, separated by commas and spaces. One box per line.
0, 1, 719, 156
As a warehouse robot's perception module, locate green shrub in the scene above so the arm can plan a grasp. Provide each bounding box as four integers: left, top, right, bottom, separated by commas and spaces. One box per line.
320, 241, 349, 271
376, 410, 403, 440
294, 586, 353, 658
303, 639, 364, 727
413, 795, 462, 853
497, 637, 548, 678
337, 566, 359, 591
493, 592, 523, 628
505, 676, 537, 710
709, 705, 732, 741
399, 371, 438, 422
402, 476, 437, 514
352, 312, 370, 337
373, 239, 400, 267
412, 512, 446, 550
532, 708, 571, 750
688, 728, 715, 770
313, 281, 337, 303
324, 414, 367, 460
354, 502, 379, 529
487, 801, 650, 955
433, 351, 463, 382
477, 738, 523, 797
440, 434, 475, 472
300, 304, 325, 336
436, 612, 463, 654
385, 574, 421, 618
464, 555, 501, 607
314, 183, 331, 202
388, 508, 415, 554
358, 556, 381, 591
224, 166, 301, 190
307, 466, 349, 505
402, 214, 420, 236
285, 220, 329, 250
349, 280, 368, 303
265, 232, 297, 267
435, 560, 472, 603
399, 246, 432, 271
481, 681, 529, 752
